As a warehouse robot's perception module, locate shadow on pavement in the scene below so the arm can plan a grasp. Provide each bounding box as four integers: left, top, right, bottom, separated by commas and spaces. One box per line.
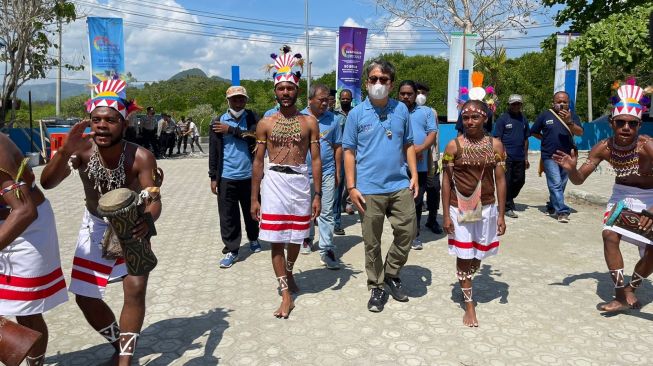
45, 308, 231, 365
401, 264, 432, 298
551, 271, 653, 321
450, 264, 510, 306
293, 266, 363, 294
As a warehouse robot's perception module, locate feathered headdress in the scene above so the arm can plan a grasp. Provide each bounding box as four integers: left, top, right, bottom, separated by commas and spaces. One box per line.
610, 77, 649, 119
265, 45, 304, 85
85, 79, 141, 119
457, 71, 498, 112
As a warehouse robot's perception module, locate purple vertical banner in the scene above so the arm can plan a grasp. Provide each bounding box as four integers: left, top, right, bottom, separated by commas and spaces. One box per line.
336, 26, 368, 107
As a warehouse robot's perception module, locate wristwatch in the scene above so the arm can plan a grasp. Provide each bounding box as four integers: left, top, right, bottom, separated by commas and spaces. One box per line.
347, 186, 356, 191
314, 191, 323, 197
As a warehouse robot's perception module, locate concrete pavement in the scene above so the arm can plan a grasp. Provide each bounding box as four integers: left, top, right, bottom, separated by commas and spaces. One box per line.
28, 152, 653, 365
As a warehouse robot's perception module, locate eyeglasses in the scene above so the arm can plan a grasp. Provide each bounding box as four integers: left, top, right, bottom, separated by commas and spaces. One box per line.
613, 119, 640, 129
368, 76, 390, 85
462, 114, 484, 121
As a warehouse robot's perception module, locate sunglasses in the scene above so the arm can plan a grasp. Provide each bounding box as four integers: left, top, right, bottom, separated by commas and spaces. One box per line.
368, 76, 391, 84
462, 114, 484, 121
613, 119, 640, 129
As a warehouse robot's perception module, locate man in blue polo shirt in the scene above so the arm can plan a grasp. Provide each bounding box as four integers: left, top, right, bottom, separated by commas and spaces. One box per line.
343, 59, 418, 312
300, 84, 342, 270
530, 91, 583, 223
493, 94, 530, 219
398, 80, 436, 250
209, 86, 261, 268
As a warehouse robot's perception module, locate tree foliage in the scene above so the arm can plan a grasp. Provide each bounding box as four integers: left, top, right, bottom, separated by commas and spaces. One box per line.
542, 0, 641, 33
0, 0, 82, 127
561, 4, 653, 81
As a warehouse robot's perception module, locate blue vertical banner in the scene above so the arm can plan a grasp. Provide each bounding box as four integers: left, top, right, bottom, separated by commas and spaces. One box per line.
336, 26, 368, 107
554, 33, 580, 112
231, 66, 240, 86
87, 17, 125, 95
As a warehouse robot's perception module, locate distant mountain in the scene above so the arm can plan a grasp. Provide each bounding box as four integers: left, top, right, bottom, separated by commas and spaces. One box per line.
17, 82, 89, 102
169, 68, 229, 83
169, 68, 207, 80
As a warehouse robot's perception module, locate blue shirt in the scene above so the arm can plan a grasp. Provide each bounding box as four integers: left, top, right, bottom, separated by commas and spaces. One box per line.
530, 109, 581, 159
219, 111, 253, 180
303, 108, 342, 177
263, 107, 279, 117
493, 111, 530, 161
408, 105, 437, 172
342, 98, 414, 195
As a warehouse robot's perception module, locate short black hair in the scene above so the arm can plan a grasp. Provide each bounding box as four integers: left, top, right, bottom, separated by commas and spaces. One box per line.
146, 106, 154, 112
554, 91, 570, 99
309, 84, 330, 100
340, 89, 353, 98
366, 58, 396, 82
415, 82, 430, 92
398, 80, 417, 94
330, 89, 337, 97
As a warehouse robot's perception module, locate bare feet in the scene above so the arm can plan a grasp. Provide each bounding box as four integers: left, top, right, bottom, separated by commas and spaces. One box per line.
463, 303, 478, 327
286, 273, 300, 294
273, 294, 295, 319
597, 299, 631, 312
624, 287, 641, 309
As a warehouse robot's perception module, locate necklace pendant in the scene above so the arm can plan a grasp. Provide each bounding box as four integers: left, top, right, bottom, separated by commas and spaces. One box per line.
386, 130, 392, 138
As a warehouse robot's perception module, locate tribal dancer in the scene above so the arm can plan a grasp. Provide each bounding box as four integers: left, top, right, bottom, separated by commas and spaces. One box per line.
442, 97, 507, 327
41, 80, 162, 365
554, 80, 653, 312
1, 134, 68, 366
251, 45, 321, 318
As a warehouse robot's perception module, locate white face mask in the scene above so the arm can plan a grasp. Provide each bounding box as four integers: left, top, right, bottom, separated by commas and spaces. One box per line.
367, 83, 390, 100
415, 94, 427, 106
229, 108, 245, 119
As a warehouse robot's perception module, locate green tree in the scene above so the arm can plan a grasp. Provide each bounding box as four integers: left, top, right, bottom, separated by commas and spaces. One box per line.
543, 0, 641, 33
561, 5, 653, 80
0, 0, 81, 126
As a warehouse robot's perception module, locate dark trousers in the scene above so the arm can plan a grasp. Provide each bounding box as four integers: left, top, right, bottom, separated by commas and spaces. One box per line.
218, 178, 259, 254
414, 172, 428, 235
177, 135, 188, 153
160, 132, 175, 156
333, 167, 345, 228
141, 129, 158, 157
505, 159, 526, 211
425, 172, 440, 225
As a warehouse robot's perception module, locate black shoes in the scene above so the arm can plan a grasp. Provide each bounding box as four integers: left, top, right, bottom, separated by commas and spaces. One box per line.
367, 288, 388, 312
384, 277, 409, 302
425, 221, 443, 234
334, 227, 345, 235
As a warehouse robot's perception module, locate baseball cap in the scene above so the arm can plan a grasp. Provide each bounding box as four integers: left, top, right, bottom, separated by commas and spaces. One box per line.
508, 94, 523, 104
226, 86, 249, 99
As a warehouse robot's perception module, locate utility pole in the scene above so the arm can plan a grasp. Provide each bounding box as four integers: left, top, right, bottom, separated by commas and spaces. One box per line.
587, 63, 593, 122
305, 0, 311, 95
55, 9, 62, 117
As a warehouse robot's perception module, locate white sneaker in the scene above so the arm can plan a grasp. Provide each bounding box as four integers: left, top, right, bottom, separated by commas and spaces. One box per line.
411, 238, 423, 250
300, 239, 312, 254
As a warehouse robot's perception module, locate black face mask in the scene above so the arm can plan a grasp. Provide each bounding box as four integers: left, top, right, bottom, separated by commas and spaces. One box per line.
341, 102, 352, 111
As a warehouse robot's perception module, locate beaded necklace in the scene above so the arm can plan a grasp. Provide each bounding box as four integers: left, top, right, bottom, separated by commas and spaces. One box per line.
85, 142, 126, 195
607, 137, 640, 178
270, 113, 303, 162
460, 134, 494, 166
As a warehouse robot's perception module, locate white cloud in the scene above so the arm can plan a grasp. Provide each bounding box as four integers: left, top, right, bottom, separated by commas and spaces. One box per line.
38, 1, 423, 84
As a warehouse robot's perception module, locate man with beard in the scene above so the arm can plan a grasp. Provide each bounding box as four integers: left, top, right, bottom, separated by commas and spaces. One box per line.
1, 134, 68, 366
251, 46, 321, 319
333, 89, 353, 235
553, 81, 653, 312
41, 80, 162, 365
343, 58, 418, 312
